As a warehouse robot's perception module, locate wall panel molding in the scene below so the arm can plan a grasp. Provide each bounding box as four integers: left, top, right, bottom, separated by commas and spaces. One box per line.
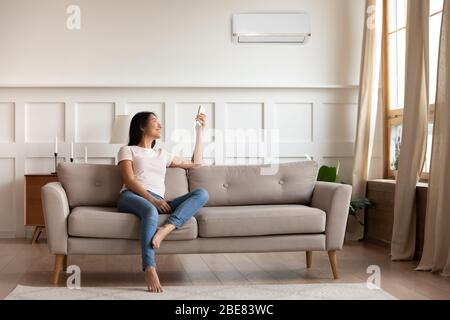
0, 102, 15, 143
0, 86, 380, 238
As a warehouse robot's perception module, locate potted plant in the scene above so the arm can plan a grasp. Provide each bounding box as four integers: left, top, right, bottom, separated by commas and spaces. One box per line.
317, 161, 374, 226
390, 135, 401, 179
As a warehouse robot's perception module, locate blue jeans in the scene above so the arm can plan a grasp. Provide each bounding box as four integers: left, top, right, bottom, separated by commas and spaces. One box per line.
117, 188, 209, 271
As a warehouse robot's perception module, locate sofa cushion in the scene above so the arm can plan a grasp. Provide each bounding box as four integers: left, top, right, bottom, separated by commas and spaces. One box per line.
195, 204, 326, 238
68, 206, 198, 240
57, 163, 189, 207
187, 161, 318, 206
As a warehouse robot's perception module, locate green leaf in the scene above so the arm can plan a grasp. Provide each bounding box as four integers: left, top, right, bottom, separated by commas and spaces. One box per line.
350, 198, 373, 210
347, 198, 374, 226
317, 165, 338, 182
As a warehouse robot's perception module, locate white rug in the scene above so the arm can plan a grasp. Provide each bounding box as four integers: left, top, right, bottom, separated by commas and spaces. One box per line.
6, 283, 396, 300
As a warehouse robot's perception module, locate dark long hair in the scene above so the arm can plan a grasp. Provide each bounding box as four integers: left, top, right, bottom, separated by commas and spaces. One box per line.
127, 112, 157, 148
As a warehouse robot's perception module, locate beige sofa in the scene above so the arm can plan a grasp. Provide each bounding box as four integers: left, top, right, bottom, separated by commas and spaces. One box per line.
41, 161, 352, 284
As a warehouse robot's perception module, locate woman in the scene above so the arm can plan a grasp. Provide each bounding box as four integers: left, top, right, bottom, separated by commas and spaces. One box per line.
116, 111, 209, 293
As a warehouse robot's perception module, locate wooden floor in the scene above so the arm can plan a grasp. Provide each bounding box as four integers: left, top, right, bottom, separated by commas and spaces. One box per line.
1, 238, 449, 300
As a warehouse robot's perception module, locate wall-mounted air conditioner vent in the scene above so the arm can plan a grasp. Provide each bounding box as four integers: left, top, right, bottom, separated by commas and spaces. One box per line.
232, 12, 311, 44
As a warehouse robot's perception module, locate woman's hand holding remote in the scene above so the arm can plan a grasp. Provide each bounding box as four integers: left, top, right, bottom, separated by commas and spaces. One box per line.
195, 113, 206, 130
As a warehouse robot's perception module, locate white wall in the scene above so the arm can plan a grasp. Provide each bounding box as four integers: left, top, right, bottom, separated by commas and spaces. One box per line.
0, 0, 384, 238
0, 0, 364, 86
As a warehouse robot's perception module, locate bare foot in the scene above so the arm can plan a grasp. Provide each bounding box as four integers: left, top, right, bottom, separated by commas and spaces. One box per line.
144, 266, 163, 293
152, 223, 176, 249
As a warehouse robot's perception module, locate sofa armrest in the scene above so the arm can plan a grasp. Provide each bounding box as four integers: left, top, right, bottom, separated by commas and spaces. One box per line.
41, 182, 70, 254
310, 181, 352, 250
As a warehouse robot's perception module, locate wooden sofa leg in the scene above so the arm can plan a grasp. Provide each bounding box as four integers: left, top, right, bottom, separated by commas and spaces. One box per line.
63, 255, 68, 272
327, 250, 339, 279
52, 254, 65, 284
306, 251, 312, 269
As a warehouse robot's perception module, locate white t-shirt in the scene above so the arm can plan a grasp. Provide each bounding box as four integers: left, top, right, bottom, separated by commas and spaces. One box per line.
117, 145, 175, 198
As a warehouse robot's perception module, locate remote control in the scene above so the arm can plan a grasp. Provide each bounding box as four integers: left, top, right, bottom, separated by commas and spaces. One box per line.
195, 105, 206, 128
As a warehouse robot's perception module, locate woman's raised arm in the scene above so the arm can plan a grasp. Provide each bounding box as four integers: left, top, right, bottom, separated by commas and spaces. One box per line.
169, 113, 206, 169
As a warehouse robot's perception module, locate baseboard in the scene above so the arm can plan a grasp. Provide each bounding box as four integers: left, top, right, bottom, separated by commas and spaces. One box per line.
25, 227, 47, 240
0, 227, 48, 239
0, 229, 16, 238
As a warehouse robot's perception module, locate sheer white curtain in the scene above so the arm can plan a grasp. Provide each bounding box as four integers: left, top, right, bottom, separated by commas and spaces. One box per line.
390, 0, 430, 261
416, 0, 450, 276
349, 0, 383, 240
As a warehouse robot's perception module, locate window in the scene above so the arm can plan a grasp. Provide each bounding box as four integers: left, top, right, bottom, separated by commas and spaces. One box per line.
384, 0, 443, 180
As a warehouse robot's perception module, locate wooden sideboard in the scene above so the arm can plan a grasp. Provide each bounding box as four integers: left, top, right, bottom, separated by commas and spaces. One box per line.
24, 174, 59, 244
364, 179, 428, 259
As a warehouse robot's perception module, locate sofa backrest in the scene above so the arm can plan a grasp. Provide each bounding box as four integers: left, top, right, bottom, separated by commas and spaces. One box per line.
56, 163, 189, 207
188, 161, 318, 206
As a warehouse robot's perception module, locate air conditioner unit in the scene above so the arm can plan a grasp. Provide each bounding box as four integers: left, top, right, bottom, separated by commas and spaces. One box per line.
232, 12, 311, 44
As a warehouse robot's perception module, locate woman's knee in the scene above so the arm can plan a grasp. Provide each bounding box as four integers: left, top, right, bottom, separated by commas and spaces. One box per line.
142, 205, 158, 218
193, 188, 209, 203
117, 195, 132, 213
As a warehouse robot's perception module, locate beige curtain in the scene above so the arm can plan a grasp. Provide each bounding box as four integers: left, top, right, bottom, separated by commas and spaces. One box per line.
349, 0, 383, 240
391, 0, 429, 260
416, 0, 450, 277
